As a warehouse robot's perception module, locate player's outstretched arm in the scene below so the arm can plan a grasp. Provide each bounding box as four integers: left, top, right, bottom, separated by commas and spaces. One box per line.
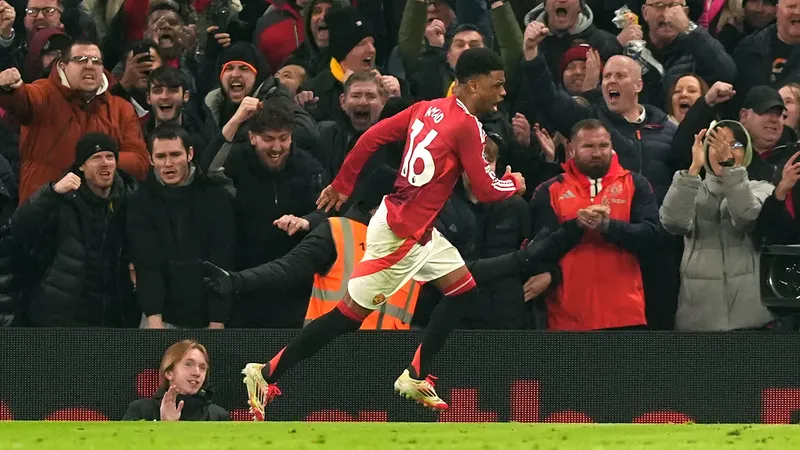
331, 104, 418, 198
457, 119, 522, 203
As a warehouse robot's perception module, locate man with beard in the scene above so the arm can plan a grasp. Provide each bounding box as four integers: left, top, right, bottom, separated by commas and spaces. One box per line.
10, 133, 138, 327
0, 40, 149, 204
143, 66, 210, 152
714, 0, 777, 53
295, 6, 402, 123
529, 119, 660, 330
208, 98, 327, 328
615, 0, 736, 110
127, 124, 234, 329
200, 42, 317, 171
518, 24, 680, 329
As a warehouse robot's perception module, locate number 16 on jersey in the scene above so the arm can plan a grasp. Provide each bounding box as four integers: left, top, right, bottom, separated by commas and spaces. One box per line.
401, 119, 439, 187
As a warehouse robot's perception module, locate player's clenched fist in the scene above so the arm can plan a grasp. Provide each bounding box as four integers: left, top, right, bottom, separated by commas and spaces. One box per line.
0, 67, 22, 90
53, 173, 81, 194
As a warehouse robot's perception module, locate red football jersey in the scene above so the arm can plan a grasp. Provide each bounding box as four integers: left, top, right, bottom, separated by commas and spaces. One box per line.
332, 96, 520, 240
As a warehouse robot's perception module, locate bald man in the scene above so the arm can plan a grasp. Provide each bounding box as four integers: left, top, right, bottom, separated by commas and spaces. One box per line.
518, 22, 681, 331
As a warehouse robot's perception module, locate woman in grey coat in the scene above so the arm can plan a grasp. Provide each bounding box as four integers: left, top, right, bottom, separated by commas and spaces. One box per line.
660, 120, 775, 331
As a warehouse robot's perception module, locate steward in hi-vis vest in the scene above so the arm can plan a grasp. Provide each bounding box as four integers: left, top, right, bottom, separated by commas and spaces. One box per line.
307, 217, 419, 329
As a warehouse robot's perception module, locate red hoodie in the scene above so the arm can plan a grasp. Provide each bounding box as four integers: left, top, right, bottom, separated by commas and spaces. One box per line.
255, 0, 304, 71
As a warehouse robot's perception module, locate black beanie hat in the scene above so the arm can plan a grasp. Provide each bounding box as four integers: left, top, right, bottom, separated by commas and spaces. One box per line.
73, 133, 119, 169
326, 6, 375, 62
217, 42, 269, 85
359, 165, 397, 211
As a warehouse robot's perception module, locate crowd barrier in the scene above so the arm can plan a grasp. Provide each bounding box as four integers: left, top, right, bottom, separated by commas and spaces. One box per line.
1, 330, 799, 423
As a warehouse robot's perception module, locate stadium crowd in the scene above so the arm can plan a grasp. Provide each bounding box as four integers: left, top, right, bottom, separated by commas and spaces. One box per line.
0, 0, 798, 332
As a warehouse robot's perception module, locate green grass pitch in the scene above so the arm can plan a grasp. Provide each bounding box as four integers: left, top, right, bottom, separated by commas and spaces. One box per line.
2, 422, 800, 449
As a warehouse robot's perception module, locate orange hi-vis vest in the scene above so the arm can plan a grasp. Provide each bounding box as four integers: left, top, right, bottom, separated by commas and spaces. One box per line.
306, 217, 420, 330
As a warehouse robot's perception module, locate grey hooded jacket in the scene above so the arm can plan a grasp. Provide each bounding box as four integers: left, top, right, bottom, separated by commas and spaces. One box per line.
659, 121, 775, 330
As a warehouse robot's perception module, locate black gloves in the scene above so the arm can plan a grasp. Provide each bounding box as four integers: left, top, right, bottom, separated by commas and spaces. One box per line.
202, 261, 240, 301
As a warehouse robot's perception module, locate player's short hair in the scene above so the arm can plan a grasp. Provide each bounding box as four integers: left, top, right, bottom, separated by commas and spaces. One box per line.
483, 135, 499, 164
250, 98, 294, 135
569, 118, 609, 141
159, 340, 209, 390
148, 123, 192, 154
343, 71, 380, 95
455, 47, 503, 84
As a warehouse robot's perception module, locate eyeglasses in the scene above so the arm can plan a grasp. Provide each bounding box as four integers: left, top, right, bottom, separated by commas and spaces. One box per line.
731, 141, 745, 150
25, 7, 62, 17
644, 2, 685, 10
66, 55, 103, 66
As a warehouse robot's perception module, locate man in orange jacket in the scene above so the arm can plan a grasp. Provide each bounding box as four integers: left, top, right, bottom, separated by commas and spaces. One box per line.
0, 39, 149, 204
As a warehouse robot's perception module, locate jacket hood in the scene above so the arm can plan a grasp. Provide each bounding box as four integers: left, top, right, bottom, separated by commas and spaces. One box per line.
54, 63, 110, 99
702, 119, 753, 175
23, 29, 70, 81
525, 2, 595, 35
302, 0, 349, 51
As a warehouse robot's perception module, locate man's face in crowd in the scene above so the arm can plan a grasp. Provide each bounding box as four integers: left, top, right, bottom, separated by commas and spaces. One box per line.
130, 47, 163, 92
740, 107, 784, 150
602, 56, 642, 115
165, 348, 207, 396
80, 151, 117, 190
276, 64, 306, 97
221, 63, 256, 103
342, 37, 376, 72
777, 0, 800, 42
310, 2, 333, 48
745, 0, 777, 28
24, 0, 63, 35
643, 0, 688, 44
470, 70, 506, 114
61, 44, 103, 93
250, 129, 292, 172
40, 49, 60, 73
546, 0, 582, 32
146, 9, 185, 59
570, 127, 613, 179
151, 137, 193, 185
427, 0, 456, 27
447, 30, 484, 69
147, 84, 188, 123
340, 80, 383, 131
563, 59, 587, 95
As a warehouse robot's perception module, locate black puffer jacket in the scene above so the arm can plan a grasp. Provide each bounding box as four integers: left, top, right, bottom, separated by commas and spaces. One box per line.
213, 140, 327, 328
517, 56, 678, 204
127, 167, 236, 328
122, 384, 229, 421
10, 173, 138, 327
